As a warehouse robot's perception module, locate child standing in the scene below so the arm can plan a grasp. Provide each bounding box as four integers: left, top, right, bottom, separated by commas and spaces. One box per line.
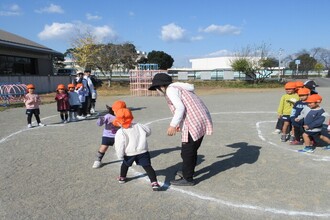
277, 82, 299, 142
296, 94, 330, 152
75, 83, 86, 120
289, 88, 310, 145
23, 84, 45, 128
92, 100, 127, 169
55, 84, 70, 123
113, 108, 161, 191
67, 83, 80, 122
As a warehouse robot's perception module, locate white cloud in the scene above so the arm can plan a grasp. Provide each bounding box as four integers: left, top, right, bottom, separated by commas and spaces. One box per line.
207, 49, 233, 57
35, 4, 64, 14
191, 35, 203, 41
201, 24, 241, 35
86, 13, 101, 20
38, 22, 117, 43
160, 23, 187, 42
0, 4, 21, 16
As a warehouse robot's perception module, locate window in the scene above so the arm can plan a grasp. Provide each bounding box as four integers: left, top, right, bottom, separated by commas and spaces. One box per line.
0, 55, 36, 75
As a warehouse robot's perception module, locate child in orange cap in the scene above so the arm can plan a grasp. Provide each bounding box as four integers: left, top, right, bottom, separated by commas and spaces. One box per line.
75, 83, 86, 119
277, 81, 299, 142
295, 94, 330, 152
67, 83, 80, 122
92, 100, 126, 169
113, 108, 161, 191
289, 88, 310, 145
23, 84, 45, 128
55, 84, 70, 123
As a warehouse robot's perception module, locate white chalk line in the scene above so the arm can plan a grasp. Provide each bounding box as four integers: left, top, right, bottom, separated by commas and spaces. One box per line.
1, 111, 330, 217
256, 121, 330, 162
0, 115, 59, 144
140, 112, 330, 217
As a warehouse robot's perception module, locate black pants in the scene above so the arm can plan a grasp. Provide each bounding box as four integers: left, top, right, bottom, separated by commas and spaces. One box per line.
181, 133, 204, 181
293, 125, 304, 141
120, 163, 157, 183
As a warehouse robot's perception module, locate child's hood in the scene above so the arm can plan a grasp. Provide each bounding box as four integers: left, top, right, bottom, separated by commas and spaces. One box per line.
170, 82, 194, 92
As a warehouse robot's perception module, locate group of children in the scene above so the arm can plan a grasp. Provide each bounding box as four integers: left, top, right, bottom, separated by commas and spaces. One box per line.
93, 100, 161, 191
276, 80, 330, 153
24, 85, 161, 191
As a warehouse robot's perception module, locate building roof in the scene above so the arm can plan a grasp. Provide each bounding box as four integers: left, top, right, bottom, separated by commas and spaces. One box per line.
0, 29, 63, 56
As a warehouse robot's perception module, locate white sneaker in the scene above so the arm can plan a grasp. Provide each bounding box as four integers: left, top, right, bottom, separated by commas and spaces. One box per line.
63, 120, 68, 124
27, 124, 32, 128
77, 116, 86, 120
272, 129, 281, 134
38, 123, 45, 127
92, 161, 102, 169
86, 114, 91, 117
90, 108, 95, 114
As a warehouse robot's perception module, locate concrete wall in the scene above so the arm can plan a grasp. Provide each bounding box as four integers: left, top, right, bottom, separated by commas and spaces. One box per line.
0, 76, 75, 93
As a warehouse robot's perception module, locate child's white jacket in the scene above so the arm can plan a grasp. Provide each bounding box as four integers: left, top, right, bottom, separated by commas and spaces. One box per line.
114, 123, 151, 160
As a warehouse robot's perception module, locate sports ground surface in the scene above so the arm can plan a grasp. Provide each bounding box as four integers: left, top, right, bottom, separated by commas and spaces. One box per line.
1, 85, 330, 220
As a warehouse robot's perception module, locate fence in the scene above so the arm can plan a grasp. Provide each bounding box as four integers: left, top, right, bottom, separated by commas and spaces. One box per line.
0, 83, 27, 106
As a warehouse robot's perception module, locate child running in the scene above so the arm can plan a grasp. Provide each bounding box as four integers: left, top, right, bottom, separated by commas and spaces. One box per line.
113, 108, 161, 191
296, 94, 330, 152
92, 100, 127, 169
277, 81, 299, 142
55, 84, 70, 123
23, 84, 45, 128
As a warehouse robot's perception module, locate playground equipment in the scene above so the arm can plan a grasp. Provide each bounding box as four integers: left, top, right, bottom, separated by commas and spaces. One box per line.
129, 64, 166, 96
0, 83, 27, 106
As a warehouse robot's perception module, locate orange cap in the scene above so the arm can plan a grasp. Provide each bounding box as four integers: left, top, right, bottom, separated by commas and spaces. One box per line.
112, 100, 127, 114
57, 84, 66, 90
305, 94, 322, 103
68, 83, 75, 88
295, 81, 304, 88
285, 82, 296, 89
297, 88, 310, 95
26, 84, 35, 89
112, 108, 133, 128
75, 83, 83, 89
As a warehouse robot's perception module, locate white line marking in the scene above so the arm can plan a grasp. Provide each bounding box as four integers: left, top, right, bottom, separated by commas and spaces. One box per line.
2, 111, 330, 217
256, 121, 330, 161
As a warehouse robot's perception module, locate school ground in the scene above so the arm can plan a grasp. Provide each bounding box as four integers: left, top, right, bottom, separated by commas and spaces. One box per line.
1, 86, 330, 220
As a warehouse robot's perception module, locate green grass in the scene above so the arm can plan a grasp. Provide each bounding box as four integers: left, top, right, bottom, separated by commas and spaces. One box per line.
192, 80, 283, 89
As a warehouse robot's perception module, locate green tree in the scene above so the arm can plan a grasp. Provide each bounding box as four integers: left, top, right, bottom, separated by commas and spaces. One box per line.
314, 63, 324, 76
288, 53, 317, 75
147, 50, 174, 70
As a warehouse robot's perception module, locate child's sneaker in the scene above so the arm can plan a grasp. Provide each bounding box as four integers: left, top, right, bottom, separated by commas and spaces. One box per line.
281, 134, 287, 142
92, 161, 102, 169
117, 176, 126, 184
27, 124, 32, 128
272, 129, 281, 134
38, 123, 45, 127
151, 182, 161, 191
323, 145, 330, 150
290, 140, 302, 145
298, 146, 315, 153
289, 135, 295, 142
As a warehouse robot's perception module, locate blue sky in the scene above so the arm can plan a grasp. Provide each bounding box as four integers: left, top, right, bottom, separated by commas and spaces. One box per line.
1, 0, 330, 67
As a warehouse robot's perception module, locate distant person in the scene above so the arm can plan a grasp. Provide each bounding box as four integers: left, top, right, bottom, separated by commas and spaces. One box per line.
67, 83, 81, 122
113, 108, 161, 191
92, 100, 126, 169
23, 84, 45, 128
277, 82, 299, 142
295, 94, 330, 152
55, 84, 70, 123
148, 73, 213, 186
75, 83, 86, 120
289, 88, 310, 145
75, 72, 89, 117
304, 80, 318, 94
83, 70, 94, 116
